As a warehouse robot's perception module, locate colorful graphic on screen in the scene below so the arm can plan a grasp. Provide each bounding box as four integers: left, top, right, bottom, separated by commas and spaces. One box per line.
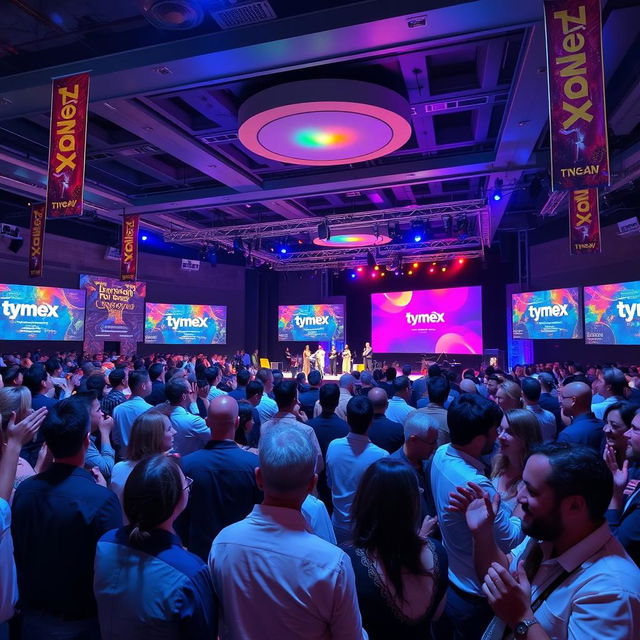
371, 287, 483, 354
80, 275, 146, 349
584, 280, 640, 345
512, 288, 582, 340
278, 304, 345, 341
144, 303, 227, 344
0, 283, 85, 341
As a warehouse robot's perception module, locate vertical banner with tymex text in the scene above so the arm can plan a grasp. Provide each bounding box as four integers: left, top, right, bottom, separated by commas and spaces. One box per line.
28, 203, 46, 277
46, 72, 90, 218
569, 187, 601, 254
544, 0, 609, 191
120, 215, 139, 281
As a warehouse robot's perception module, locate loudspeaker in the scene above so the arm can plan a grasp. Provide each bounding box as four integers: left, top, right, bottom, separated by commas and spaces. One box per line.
8, 238, 24, 253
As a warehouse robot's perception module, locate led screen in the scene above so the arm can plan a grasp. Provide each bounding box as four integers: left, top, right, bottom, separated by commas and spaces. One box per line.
584, 280, 640, 345
512, 288, 582, 340
144, 303, 227, 344
0, 283, 85, 341
278, 304, 345, 341
371, 286, 483, 354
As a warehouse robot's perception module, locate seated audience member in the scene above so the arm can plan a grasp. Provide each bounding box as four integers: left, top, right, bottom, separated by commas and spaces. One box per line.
604, 405, 640, 566
296, 372, 309, 393
378, 366, 396, 399
82, 372, 108, 401
110, 409, 176, 517
345, 458, 447, 639
450, 443, 640, 640
357, 370, 375, 397
417, 375, 451, 446
239, 380, 263, 447
255, 368, 278, 423
261, 380, 324, 473
228, 368, 250, 402
592, 367, 628, 419
299, 370, 322, 418
3, 365, 23, 388
327, 395, 388, 543
459, 378, 478, 394
603, 401, 640, 473
557, 381, 604, 452
101, 368, 128, 417
144, 362, 167, 406
367, 387, 404, 454
12, 398, 122, 639
314, 373, 355, 420
112, 370, 153, 455
385, 376, 415, 426
390, 410, 439, 521
431, 395, 522, 640
95, 455, 217, 639
209, 424, 366, 640
204, 365, 227, 400
0, 406, 46, 623
495, 380, 522, 412
167, 377, 210, 456
235, 404, 259, 455
537, 372, 562, 434
177, 396, 262, 561
45, 357, 72, 399
491, 409, 542, 514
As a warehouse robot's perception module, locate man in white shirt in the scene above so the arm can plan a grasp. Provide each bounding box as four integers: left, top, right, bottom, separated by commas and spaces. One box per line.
313, 374, 354, 420
326, 395, 388, 543
112, 370, 152, 455
209, 424, 367, 640
450, 442, 640, 640
167, 377, 210, 456
592, 367, 627, 420
205, 364, 227, 400
255, 367, 278, 423
431, 394, 523, 640
385, 376, 414, 426
521, 377, 557, 442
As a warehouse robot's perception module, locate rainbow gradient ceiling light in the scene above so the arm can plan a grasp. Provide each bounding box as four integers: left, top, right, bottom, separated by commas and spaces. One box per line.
238, 79, 412, 166
313, 232, 392, 248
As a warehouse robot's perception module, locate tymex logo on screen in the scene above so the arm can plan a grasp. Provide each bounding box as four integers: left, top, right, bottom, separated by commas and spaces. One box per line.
527, 304, 568, 322
166, 315, 208, 329
617, 302, 640, 322
2, 301, 59, 320
294, 315, 329, 328
405, 312, 445, 326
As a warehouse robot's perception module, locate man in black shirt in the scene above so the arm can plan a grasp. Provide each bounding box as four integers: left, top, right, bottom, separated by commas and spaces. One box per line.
366, 386, 404, 453
299, 370, 322, 418
145, 362, 167, 405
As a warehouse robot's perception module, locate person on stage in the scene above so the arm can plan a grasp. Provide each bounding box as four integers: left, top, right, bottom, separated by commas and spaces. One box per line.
329, 346, 338, 376
302, 345, 311, 376
341, 345, 352, 374
313, 345, 326, 378
284, 347, 292, 372
251, 349, 259, 371
362, 342, 373, 371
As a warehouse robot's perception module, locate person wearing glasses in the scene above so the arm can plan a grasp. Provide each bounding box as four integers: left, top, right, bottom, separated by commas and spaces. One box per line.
556, 381, 604, 453
94, 455, 218, 639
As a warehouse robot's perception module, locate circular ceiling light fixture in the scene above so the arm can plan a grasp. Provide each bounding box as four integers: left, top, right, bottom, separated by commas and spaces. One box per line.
313, 233, 392, 248
238, 79, 412, 166
137, 0, 204, 30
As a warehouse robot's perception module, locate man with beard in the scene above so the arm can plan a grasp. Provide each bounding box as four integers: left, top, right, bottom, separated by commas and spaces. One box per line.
449, 443, 640, 639
431, 394, 524, 640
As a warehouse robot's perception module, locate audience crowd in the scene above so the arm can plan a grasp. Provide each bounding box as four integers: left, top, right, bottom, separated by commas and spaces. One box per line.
1, 350, 640, 639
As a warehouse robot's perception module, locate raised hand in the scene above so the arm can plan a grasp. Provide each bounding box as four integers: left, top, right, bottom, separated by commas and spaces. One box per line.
483, 561, 533, 628
604, 443, 629, 495
188, 381, 198, 404
6, 407, 48, 446
419, 515, 438, 539
448, 481, 500, 533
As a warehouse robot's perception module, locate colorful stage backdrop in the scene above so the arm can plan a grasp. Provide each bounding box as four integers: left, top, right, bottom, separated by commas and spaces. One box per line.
584, 280, 640, 345
0, 283, 85, 341
144, 303, 227, 344
371, 286, 483, 354
80, 274, 146, 352
278, 304, 345, 342
512, 288, 583, 340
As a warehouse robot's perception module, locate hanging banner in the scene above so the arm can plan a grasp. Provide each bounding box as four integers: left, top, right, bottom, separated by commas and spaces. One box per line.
569, 188, 601, 254
28, 203, 46, 278
45, 72, 90, 219
544, 0, 609, 190
120, 215, 139, 281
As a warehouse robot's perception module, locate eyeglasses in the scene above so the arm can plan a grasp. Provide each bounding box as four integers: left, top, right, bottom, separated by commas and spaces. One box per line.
183, 476, 194, 492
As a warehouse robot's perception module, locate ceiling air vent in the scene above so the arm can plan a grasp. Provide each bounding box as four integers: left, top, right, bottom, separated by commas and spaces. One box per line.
210, 1, 276, 29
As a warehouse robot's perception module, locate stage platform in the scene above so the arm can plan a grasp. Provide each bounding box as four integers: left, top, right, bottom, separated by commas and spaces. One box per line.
280, 372, 425, 382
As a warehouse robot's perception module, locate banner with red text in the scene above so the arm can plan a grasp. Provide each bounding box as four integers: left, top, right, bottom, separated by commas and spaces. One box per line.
544, 0, 609, 190
120, 215, 139, 281
28, 204, 46, 277
569, 188, 601, 254
46, 72, 90, 218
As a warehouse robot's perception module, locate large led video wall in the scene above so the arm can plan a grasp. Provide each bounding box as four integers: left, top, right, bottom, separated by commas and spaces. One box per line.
278, 304, 345, 341
371, 286, 483, 354
512, 288, 582, 340
584, 280, 640, 345
144, 303, 227, 344
0, 283, 85, 341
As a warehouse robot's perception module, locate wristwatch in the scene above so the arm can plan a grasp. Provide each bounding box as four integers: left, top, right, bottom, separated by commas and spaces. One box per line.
514, 618, 539, 637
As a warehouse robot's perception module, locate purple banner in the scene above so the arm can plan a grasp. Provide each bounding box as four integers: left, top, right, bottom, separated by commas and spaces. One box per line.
569, 187, 601, 254
544, 0, 609, 190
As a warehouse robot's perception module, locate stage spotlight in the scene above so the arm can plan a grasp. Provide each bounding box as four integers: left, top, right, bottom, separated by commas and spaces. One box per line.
492, 178, 504, 202
432, 262, 437, 266
380, 271, 385, 277
442, 214, 453, 236
374, 265, 380, 271
141, 234, 148, 241
412, 262, 419, 269
371, 272, 377, 278
233, 237, 245, 253
429, 267, 435, 274
389, 222, 402, 239
199, 244, 208, 261
408, 269, 413, 275
366, 251, 377, 268
411, 220, 425, 243
350, 272, 357, 279
441, 266, 447, 272
458, 258, 465, 265
317, 220, 331, 240
280, 247, 287, 254
455, 214, 469, 237
357, 266, 364, 273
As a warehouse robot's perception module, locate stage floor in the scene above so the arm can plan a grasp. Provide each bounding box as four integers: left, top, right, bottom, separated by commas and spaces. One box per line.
281, 372, 425, 381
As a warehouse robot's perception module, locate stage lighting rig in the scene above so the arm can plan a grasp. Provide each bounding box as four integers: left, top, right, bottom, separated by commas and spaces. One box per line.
366, 250, 377, 268
317, 220, 331, 240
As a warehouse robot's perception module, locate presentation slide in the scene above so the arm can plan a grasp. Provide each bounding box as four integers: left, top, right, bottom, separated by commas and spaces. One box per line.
0, 283, 85, 341
144, 303, 227, 344
278, 304, 345, 341
584, 280, 640, 345
80, 275, 146, 347
512, 288, 582, 340
371, 286, 483, 354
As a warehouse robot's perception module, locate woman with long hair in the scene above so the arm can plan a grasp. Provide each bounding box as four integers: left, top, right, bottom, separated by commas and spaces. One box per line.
235, 404, 259, 455
94, 455, 217, 639
603, 401, 639, 469
490, 408, 542, 513
345, 458, 447, 639
495, 380, 523, 411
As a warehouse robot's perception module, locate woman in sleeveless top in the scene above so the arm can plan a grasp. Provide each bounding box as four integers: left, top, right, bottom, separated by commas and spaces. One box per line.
302, 345, 311, 376
343, 458, 448, 639
341, 345, 352, 374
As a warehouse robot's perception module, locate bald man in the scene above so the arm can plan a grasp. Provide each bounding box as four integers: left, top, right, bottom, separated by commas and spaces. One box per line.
366, 387, 404, 453
556, 381, 604, 452
176, 394, 263, 560
459, 378, 478, 394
